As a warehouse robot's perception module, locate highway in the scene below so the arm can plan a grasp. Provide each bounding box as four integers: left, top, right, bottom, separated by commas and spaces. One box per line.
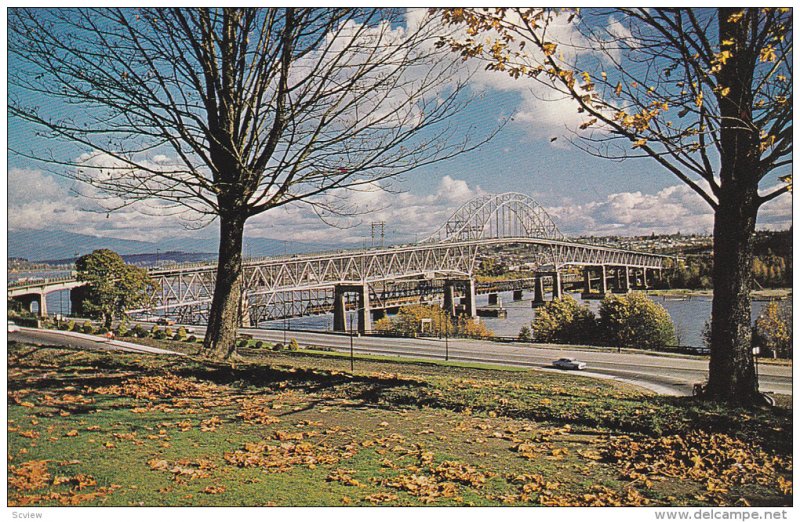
10, 326, 791, 397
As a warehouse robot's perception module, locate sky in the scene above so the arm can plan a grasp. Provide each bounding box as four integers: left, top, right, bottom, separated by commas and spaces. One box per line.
6, 8, 792, 254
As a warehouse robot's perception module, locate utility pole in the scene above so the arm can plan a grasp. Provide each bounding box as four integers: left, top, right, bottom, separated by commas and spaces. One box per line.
371, 222, 385, 248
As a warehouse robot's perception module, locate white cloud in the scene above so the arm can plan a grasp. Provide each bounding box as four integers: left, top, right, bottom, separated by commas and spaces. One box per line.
550, 184, 792, 236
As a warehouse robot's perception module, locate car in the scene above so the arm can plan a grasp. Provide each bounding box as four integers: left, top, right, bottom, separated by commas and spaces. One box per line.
552, 357, 587, 370
156, 318, 175, 326
8, 321, 21, 333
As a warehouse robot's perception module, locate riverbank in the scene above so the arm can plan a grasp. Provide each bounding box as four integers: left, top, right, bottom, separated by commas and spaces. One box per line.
646, 288, 792, 300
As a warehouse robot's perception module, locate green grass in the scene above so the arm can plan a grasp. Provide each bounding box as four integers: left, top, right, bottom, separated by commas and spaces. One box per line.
7, 341, 792, 507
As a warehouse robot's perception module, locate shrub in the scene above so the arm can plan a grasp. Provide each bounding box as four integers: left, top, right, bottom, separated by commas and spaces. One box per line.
754, 301, 792, 358
271, 343, 283, 351
98, 327, 109, 335
457, 317, 494, 339
176, 326, 188, 340
373, 316, 394, 333
82, 321, 95, 334
58, 322, 70, 331
153, 329, 166, 340
598, 292, 676, 351
66, 320, 76, 332
237, 339, 249, 348
116, 321, 129, 337
531, 295, 596, 344
164, 327, 173, 338
288, 338, 300, 351
187, 335, 197, 343
132, 324, 148, 338
255, 340, 264, 349
518, 325, 532, 342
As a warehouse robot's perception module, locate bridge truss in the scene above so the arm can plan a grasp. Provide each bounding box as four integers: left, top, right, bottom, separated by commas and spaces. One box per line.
127, 193, 668, 325
10, 193, 670, 325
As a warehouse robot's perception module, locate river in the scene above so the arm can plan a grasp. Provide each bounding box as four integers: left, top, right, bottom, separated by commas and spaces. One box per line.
9, 270, 786, 348
261, 290, 787, 348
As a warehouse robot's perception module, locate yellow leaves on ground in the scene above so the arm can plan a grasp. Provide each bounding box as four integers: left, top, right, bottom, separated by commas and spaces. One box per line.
147, 457, 216, 483
8, 460, 120, 506
327, 468, 364, 487
223, 430, 345, 472
603, 430, 792, 500
91, 373, 222, 401
236, 396, 282, 425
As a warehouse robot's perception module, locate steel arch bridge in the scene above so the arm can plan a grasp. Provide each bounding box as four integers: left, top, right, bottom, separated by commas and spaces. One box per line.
124, 193, 669, 325
423, 192, 562, 242
9, 193, 670, 326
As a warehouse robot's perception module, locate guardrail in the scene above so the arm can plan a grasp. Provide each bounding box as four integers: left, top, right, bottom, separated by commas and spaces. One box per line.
8, 276, 77, 288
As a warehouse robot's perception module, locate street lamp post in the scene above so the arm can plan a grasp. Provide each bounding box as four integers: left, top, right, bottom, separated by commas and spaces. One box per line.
349, 312, 355, 372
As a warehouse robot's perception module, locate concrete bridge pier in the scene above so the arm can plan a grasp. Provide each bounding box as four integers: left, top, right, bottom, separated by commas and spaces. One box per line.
581, 266, 607, 298
532, 275, 546, 307
613, 266, 630, 293
512, 290, 524, 301
13, 293, 47, 317
443, 278, 476, 318
333, 284, 372, 334
240, 291, 251, 328
551, 272, 562, 300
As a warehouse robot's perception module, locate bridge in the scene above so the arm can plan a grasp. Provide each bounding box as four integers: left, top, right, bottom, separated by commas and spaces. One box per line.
9, 193, 669, 332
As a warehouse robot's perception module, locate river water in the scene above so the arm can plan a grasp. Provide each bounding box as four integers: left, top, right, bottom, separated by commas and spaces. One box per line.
9, 270, 783, 348
262, 290, 784, 348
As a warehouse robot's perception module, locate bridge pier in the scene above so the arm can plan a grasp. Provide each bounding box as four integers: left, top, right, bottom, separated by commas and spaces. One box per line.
333, 284, 371, 334
612, 266, 630, 293
240, 291, 251, 328
13, 293, 47, 317
443, 278, 476, 318
512, 290, 523, 301
532, 275, 545, 307
488, 293, 499, 306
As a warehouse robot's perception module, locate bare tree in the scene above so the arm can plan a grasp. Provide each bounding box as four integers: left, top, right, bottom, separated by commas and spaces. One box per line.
438, 8, 792, 404
9, 8, 494, 358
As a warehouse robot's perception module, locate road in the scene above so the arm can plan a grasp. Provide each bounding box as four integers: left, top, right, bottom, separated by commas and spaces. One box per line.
240, 328, 791, 397
9, 328, 179, 355
11, 325, 792, 397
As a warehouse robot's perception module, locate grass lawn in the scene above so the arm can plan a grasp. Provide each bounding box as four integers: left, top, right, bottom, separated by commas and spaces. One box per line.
7, 340, 792, 507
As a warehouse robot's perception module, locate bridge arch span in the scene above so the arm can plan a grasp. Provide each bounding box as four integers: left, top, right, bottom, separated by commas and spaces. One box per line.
422, 192, 562, 243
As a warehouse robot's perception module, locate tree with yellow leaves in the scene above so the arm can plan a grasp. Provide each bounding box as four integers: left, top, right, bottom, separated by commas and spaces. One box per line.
438, 8, 792, 405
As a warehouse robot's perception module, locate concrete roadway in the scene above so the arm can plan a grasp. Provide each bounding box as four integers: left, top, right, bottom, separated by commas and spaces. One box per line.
10, 326, 792, 397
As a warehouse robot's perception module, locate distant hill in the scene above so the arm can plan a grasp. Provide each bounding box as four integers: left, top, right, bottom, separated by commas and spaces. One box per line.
8, 229, 344, 263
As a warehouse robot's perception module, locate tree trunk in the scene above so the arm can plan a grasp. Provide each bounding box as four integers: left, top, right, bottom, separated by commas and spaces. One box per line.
703, 8, 765, 405
203, 212, 246, 359
705, 193, 761, 404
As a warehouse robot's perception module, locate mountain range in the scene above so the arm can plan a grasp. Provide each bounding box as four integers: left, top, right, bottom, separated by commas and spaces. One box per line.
8, 229, 340, 263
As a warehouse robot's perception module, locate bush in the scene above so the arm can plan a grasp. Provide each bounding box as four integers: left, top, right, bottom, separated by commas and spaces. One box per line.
754, 301, 792, 358
164, 327, 173, 338
187, 335, 197, 343
255, 340, 264, 349
116, 321, 129, 337
66, 320, 76, 332
58, 322, 70, 331
176, 326, 188, 340
98, 327, 109, 335
153, 329, 167, 340
271, 343, 283, 351
518, 325, 532, 342
82, 321, 95, 334
598, 292, 676, 351
532, 295, 596, 344
288, 338, 300, 351
132, 324, 148, 338
237, 339, 249, 348
457, 317, 494, 339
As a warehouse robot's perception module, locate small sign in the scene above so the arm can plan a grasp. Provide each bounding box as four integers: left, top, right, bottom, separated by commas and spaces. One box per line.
752, 346, 761, 355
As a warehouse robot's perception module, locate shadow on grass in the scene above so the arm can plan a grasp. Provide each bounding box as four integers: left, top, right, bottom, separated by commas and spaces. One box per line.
8, 342, 792, 456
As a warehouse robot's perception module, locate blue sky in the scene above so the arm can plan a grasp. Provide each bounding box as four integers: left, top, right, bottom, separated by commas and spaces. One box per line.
7, 8, 792, 252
